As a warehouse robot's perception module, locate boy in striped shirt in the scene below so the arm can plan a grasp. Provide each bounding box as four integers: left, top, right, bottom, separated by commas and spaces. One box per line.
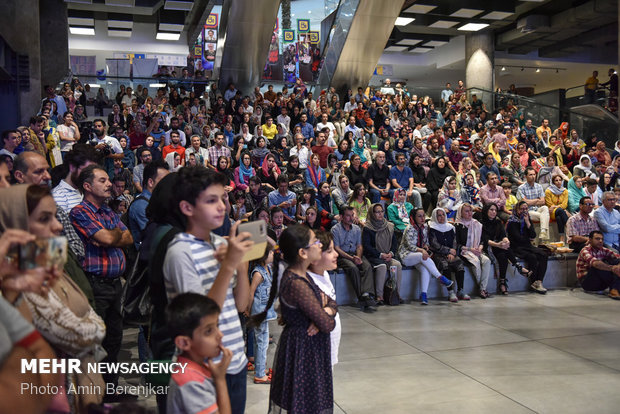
163, 166, 253, 414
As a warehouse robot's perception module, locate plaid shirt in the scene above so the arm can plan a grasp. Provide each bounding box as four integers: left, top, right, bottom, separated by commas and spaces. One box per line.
70, 200, 127, 278
207, 145, 231, 167
576, 244, 620, 279
566, 212, 600, 241
517, 182, 545, 210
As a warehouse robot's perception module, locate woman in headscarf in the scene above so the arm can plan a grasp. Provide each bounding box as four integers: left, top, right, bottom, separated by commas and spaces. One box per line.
272, 135, 290, 168
506, 201, 548, 294
545, 174, 570, 244
165, 151, 182, 172
460, 172, 483, 212
304, 153, 326, 191
251, 135, 271, 169
215, 155, 235, 191
331, 174, 353, 214
344, 154, 368, 188
567, 176, 587, 213
411, 137, 432, 174
455, 157, 476, 191
286, 154, 305, 195
334, 135, 352, 164
316, 181, 340, 229
234, 150, 255, 192
500, 153, 525, 188
257, 153, 280, 191
573, 154, 597, 179
555, 138, 581, 173
398, 208, 454, 305
427, 157, 454, 208
428, 207, 466, 302
380, 139, 396, 168
0, 185, 105, 412
352, 137, 372, 168
480, 203, 531, 295
437, 175, 463, 220
387, 188, 414, 235
552, 121, 570, 141
362, 203, 402, 305
455, 204, 492, 298
537, 155, 570, 190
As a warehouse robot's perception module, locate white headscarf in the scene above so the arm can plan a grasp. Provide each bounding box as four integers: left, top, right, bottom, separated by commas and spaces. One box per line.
455, 204, 481, 248
429, 207, 454, 233
574, 154, 596, 178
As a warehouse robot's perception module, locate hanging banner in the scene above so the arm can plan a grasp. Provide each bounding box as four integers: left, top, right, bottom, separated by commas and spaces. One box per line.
297, 33, 320, 83
282, 42, 299, 83
297, 19, 310, 33
263, 18, 282, 81
283, 29, 295, 43
200, 13, 219, 76
308, 31, 320, 45
205, 13, 218, 29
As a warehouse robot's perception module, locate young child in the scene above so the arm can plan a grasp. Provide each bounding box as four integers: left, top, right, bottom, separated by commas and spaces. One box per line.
502, 182, 518, 214
248, 245, 276, 384
296, 188, 316, 222
348, 183, 372, 225
232, 190, 251, 221
308, 231, 341, 366
166, 293, 233, 414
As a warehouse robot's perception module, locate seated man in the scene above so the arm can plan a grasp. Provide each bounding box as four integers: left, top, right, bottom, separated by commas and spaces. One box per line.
576, 230, 620, 300
267, 174, 297, 225
566, 196, 600, 251
480, 172, 509, 221
517, 167, 550, 242
593, 191, 620, 250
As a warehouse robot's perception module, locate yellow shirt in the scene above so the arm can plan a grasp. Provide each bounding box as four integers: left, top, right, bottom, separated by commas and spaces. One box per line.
262, 123, 278, 140
505, 194, 518, 212
585, 76, 598, 90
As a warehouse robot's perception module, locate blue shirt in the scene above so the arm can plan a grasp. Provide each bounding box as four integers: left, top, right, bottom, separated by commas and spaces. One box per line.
479, 164, 501, 185
128, 190, 151, 249
389, 165, 413, 190
593, 207, 620, 248
268, 190, 296, 220
296, 122, 315, 139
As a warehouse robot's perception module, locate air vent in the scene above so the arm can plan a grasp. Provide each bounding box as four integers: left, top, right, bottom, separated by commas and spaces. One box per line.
17, 54, 29, 91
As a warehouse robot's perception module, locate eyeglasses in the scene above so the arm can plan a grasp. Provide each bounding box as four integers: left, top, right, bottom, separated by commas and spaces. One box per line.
303, 239, 321, 249
583, 203, 595, 206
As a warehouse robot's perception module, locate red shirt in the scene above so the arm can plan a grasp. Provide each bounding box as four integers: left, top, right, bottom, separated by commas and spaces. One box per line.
311, 144, 334, 169
162, 144, 186, 160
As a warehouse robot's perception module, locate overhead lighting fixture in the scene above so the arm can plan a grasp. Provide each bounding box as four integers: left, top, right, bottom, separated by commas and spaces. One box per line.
404, 4, 437, 14
384, 46, 408, 52
429, 20, 459, 29
450, 8, 484, 18
501, 66, 506, 71
159, 23, 184, 32
396, 39, 422, 46
481, 11, 513, 20
70, 27, 95, 35
409, 47, 433, 53
395, 17, 415, 26
105, 0, 135, 6
164, 0, 194, 11
68, 17, 95, 26
108, 29, 132, 37
150, 83, 167, 88
458, 23, 489, 31
87, 83, 101, 88
423, 40, 448, 47
156, 32, 180, 40
536, 68, 540, 73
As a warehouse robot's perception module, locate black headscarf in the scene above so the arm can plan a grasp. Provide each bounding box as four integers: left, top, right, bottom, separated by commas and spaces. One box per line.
427, 158, 453, 192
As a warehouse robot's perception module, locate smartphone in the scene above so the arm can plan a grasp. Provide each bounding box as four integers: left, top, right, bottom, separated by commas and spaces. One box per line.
236, 221, 267, 262
7, 236, 68, 271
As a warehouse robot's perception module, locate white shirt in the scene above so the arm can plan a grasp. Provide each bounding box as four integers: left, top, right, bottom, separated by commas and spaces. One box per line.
164, 129, 187, 147
277, 114, 291, 132
308, 270, 341, 366
289, 145, 310, 168
317, 121, 337, 146
344, 101, 356, 113
52, 180, 83, 213
57, 124, 78, 152
94, 135, 123, 154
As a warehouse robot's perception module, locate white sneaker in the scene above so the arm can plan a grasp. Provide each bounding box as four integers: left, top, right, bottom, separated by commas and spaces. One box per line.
449, 291, 458, 303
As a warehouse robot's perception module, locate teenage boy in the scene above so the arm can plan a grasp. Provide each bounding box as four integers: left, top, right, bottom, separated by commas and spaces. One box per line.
163, 166, 253, 414
166, 293, 233, 414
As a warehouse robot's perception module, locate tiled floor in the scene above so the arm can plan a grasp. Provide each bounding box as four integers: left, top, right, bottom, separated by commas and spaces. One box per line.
123, 288, 620, 413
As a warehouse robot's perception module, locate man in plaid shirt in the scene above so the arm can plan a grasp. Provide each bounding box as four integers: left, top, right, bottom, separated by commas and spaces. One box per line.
70, 164, 133, 392
576, 230, 620, 300
566, 196, 600, 251
517, 167, 550, 242
207, 131, 231, 169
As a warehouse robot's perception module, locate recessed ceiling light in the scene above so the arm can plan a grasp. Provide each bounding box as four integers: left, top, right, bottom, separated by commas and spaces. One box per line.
429, 20, 459, 29
159, 23, 184, 32
409, 47, 433, 53
156, 32, 180, 40
70, 27, 95, 35
68, 17, 95, 26
450, 8, 484, 18
108, 29, 132, 37
404, 4, 437, 14
481, 11, 513, 20
396, 39, 422, 46
457, 23, 489, 31
384, 46, 408, 52
150, 83, 167, 88
87, 83, 101, 88
395, 17, 415, 26
423, 40, 448, 47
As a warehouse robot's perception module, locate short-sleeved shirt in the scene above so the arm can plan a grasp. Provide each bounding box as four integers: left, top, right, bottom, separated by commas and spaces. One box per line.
167, 356, 218, 414
576, 244, 620, 279
70, 200, 127, 278
53, 180, 83, 213
367, 163, 390, 188
268, 190, 297, 220
389, 166, 413, 189
566, 213, 600, 241
331, 222, 362, 255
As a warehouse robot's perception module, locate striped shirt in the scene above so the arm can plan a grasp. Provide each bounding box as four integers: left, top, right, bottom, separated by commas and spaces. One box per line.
163, 232, 246, 374
53, 180, 83, 213
167, 356, 218, 414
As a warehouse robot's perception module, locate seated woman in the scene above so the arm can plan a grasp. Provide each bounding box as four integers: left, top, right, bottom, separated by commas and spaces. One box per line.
568, 176, 586, 213
251, 136, 270, 169
0, 184, 105, 412
573, 154, 597, 179
316, 181, 340, 229
285, 155, 305, 195
455, 204, 492, 299
437, 176, 463, 220
345, 154, 368, 188
387, 188, 414, 236
506, 201, 549, 294
537, 155, 570, 190
500, 153, 526, 188
380, 140, 395, 168
296, 188, 318, 223
325, 153, 342, 188
481, 203, 531, 295
348, 183, 371, 226
398, 208, 454, 305
234, 151, 255, 192
428, 208, 467, 302
460, 172, 483, 212
427, 158, 454, 210
257, 153, 280, 191
304, 153, 326, 191
302, 206, 323, 231
362, 203, 403, 305
545, 174, 571, 244
352, 137, 372, 168
332, 175, 353, 215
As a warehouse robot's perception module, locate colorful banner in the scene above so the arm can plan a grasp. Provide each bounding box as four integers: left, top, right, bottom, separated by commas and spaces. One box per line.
263, 18, 282, 81
205, 13, 218, 29
283, 29, 295, 43
297, 34, 321, 83
297, 19, 310, 33
199, 13, 219, 75
308, 31, 320, 44
282, 42, 299, 83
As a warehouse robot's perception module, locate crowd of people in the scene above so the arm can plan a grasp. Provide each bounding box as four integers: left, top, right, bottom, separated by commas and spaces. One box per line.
1, 71, 620, 414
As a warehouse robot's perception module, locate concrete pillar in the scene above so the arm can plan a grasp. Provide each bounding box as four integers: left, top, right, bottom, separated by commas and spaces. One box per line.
465, 32, 494, 110
39, 0, 69, 91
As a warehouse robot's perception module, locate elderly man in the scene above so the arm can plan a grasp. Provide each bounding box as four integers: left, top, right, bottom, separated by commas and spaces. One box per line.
593, 191, 620, 250
567, 196, 600, 251
367, 151, 393, 203
517, 167, 550, 242
576, 231, 620, 299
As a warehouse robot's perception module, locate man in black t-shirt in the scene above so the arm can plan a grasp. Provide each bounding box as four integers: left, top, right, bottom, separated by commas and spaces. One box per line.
367, 151, 393, 203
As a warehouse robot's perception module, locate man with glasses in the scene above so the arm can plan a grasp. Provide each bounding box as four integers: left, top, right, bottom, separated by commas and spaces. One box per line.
593, 191, 620, 250
566, 196, 600, 251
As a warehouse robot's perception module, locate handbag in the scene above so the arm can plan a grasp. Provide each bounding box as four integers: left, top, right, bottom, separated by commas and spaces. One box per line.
383, 266, 400, 306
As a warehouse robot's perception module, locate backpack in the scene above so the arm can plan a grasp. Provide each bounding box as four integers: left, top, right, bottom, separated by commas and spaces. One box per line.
383, 268, 400, 306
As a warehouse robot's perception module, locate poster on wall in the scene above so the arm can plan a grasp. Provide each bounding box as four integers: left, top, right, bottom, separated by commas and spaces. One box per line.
263, 18, 282, 81
282, 42, 299, 83
297, 34, 320, 83
70, 56, 96, 76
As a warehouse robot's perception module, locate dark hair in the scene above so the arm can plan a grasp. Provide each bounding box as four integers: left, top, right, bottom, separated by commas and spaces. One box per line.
166, 293, 220, 339
137, 147, 152, 159
409, 207, 425, 219
249, 175, 262, 186
579, 196, 592, 205
77, 164, 105, 192
143, 159, 169, 189
304, 206, 321, 230
92, 118, 106, 127
174, 166, 228, 207
2, 129, 18, 144
481, 203, 498, 219
486, 171, 497, 180
501, 181, 512, 189
29, 115, 46, 125
314, 230, 333, 252
26, 184, 51, 215
276, 174, 289, 185
589, 230, 603, 239
270, 206, 283, 219
64, 144, 100, 169
341, 205, 355, 214
250, 225, 313, 327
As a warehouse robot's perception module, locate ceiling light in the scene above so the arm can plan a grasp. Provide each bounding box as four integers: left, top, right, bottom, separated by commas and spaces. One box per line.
395, 17, 415, 26
70, 27, 95, 35
108, 20, 133, 29
450, 8, 484, 18
501, 66, 506, 71
423, 40, 448, 47
404, 4, 437, 14
68, 17, 95, 26
156, 32, 180, 40
164, 0, 194, 11
396, 39, 422, 46
150, 83, 167, 88
308, 11, 311, 14
458, 23, 489, 31
536, 68, 540, 73
409, 47, 433, 53
87, 83, 101, 88
481, 11, 513, 20
108, 29, 132, 37
429, 20, 459, 29
384, 46, 408, 52
105, 0, 135, 6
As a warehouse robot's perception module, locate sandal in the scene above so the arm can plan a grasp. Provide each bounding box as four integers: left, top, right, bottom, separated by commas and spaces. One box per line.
515, 264, 534, 278
253, 376, 271, 384
499, 279, 508, 295
480, 289, 489, 299
247, 361, 255, 372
